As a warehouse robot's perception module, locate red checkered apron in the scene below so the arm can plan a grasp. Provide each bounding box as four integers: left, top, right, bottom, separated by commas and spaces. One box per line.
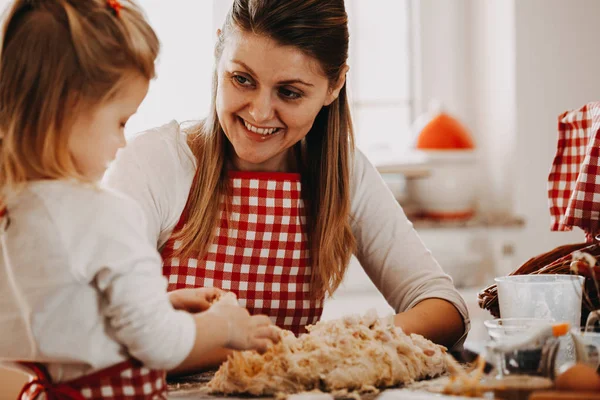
548, 101, 600, 242
161, 171, 322, 335
17, 360, 166, 400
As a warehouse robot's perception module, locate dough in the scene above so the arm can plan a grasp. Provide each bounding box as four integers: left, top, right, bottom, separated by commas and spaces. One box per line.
207, 310, 448, 395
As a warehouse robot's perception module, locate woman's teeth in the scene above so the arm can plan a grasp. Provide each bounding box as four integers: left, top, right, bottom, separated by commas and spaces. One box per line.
243, 120, 280, 135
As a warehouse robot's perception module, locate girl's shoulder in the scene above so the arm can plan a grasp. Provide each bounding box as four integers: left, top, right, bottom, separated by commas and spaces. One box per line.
22, 181, 157, 281
126, 120, 196, 168
6, 181, 145, 263
26, 180, 142, 224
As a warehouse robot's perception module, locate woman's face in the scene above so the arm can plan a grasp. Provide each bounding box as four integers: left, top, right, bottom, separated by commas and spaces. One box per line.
216, 29, 344, 172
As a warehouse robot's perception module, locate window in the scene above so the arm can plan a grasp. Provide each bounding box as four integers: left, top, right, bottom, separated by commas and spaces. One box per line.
346, 0, 416, 163
126, 1, 417, 164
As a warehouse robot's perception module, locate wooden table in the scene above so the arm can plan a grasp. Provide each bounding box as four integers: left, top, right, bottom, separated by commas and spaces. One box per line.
168, 371, 224, 400
166, 371, 489, 400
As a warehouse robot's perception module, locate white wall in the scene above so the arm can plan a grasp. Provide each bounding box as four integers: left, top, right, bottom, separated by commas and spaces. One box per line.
468, 0, 517, 216
213, 0, 232, 31
0, 0, 9, 14
417, 0, 471, 122
125, 1, 215, 135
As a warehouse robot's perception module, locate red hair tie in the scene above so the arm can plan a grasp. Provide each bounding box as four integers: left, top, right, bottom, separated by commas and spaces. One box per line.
107, 0, 123, 17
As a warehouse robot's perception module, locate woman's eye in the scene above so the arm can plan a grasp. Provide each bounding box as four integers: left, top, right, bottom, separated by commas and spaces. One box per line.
234, 75, 252, 86
280, 87, 301, 100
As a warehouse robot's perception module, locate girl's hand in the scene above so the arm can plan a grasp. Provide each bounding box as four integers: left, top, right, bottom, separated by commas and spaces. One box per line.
208, 302, 281, 353
169, 287, 224, 312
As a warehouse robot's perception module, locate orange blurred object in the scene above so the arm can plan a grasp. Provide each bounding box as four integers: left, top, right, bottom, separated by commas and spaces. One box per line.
555, 363, 600, 392
416, 112, 475, 150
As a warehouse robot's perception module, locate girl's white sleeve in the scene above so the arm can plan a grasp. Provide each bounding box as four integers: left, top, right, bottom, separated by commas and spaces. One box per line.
65, 190, 196, 370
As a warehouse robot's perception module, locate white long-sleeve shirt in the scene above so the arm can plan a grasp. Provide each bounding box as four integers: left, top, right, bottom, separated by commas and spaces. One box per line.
103, 120, 471, 348
0, 180, 196, 382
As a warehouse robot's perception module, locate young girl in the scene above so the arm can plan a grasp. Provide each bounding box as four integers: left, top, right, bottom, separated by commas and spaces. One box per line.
0, 1, 278, 399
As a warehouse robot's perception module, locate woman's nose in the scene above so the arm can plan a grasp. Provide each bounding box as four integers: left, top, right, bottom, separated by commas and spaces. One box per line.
248, 89, 275, 123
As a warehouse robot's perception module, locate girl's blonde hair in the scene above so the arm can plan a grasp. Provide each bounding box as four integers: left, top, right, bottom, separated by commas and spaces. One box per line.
176, 0, 356, 301
0, 0, 159, 189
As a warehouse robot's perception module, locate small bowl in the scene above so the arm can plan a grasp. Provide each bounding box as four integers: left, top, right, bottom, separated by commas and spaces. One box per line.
404, 150, 478, 219
484, 318, 551, 341
571, 326, 600, 371
484, 318, 558, 379
486, 336, 560, 379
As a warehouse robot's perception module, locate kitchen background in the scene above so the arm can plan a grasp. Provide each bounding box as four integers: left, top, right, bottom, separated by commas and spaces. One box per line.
1, 0, 600, 396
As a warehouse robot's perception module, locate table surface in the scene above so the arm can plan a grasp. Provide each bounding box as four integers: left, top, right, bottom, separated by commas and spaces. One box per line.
166, 371, 489, 400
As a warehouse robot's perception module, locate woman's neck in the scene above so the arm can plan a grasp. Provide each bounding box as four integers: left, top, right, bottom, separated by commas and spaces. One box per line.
228, 148, 298, 173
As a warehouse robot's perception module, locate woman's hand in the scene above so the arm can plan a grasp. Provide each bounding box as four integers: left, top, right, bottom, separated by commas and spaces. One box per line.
169, 287, 224, 312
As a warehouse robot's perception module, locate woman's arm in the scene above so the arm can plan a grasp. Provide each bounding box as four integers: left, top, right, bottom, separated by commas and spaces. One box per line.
349, 150, 470, 350
394, 298, 465, 348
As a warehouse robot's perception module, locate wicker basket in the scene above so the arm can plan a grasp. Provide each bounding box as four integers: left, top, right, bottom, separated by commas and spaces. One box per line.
477, 242, 600, 325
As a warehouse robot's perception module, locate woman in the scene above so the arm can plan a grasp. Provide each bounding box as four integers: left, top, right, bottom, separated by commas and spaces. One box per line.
104, 0, 469, 363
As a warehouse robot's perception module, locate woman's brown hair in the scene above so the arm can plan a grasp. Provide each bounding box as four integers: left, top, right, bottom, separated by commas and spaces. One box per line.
0, 0, 159, 188
177, 0, 356, 300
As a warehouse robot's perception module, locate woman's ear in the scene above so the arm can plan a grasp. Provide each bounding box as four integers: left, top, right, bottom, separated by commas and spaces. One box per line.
324, 65, 350, 106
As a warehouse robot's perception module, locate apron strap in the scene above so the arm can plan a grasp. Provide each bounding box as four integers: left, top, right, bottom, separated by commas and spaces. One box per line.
17, 362, 85, 400
18, 378, 85, 400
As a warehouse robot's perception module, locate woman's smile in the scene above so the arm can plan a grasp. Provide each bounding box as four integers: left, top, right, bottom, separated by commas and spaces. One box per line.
237, 116, 285, 142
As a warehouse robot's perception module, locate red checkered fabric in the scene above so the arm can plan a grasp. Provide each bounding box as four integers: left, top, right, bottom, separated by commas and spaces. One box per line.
161, 171, 322, 335
548, 101, 600, 241
18, 360, 166, 399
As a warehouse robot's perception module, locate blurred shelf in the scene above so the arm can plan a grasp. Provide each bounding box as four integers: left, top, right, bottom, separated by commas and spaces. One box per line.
373, 152, 432, 179
409, 212, 526, 230
376, 163, 431, 179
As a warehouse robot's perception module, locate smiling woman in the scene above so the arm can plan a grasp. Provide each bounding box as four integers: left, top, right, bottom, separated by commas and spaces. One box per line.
104, 0, 469, 374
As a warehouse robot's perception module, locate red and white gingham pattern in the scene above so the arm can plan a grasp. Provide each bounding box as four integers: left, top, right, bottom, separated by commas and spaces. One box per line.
18, 360, 167, 400
548, 101, 600, 241
161, 171, 323, 335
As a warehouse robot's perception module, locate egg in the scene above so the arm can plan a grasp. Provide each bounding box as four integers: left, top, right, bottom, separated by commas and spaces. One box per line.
555, 362, 600, 392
